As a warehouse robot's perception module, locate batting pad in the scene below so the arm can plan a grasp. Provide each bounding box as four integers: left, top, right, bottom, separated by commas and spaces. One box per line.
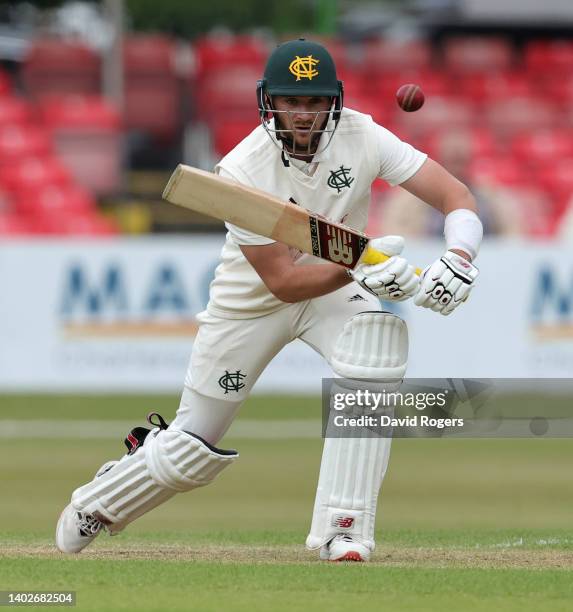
330, 312, 408, 380
71, 429, 238, 533
306, 435, 391, 551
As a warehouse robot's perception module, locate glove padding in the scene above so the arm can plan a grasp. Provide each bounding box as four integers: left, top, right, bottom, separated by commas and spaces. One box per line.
351, 236, 419, 302
414, 250, 479, 316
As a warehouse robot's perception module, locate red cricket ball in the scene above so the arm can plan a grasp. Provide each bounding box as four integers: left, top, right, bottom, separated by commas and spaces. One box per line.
396, 83, 425, 112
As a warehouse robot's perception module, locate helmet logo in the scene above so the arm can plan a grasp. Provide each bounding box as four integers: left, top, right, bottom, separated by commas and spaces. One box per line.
289, 55, 320, 81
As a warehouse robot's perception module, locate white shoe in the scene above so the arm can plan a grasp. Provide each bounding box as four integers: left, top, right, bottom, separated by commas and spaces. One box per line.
55, 460, 116, 554
320, 534, 371, 562
56, 504, 104, 554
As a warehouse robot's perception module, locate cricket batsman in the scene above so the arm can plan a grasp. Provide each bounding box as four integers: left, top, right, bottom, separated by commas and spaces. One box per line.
56, 39, 482, 561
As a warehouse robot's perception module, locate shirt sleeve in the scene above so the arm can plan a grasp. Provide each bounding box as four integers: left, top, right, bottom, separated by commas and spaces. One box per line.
215, 166, 276, 246
375, 123, 428, 187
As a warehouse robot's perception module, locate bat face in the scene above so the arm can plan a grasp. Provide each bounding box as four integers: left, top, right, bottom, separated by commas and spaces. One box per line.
162, 164, 392, 270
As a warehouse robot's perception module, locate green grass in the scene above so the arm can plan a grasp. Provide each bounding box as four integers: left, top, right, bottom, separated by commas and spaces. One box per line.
1, 395, 572, 611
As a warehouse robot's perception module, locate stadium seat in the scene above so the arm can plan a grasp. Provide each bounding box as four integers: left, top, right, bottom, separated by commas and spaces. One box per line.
343, 93, 391, 125
485, 98, 561, 135
458, 71, 533, 105
539, 73, 573, 108
12, 184, 96, 216
469, 157, 525, 186
22, 38, 101, 98
443, 36, 514, 72
393, 96, 476, 137
368, 69, 452, 100
0, 156, 72, 193
0, 212, 35, 235
525, 40, 573, 73
424, 128, 501, 159
193, 34, 269, 78
196, 66, 261, 122
363, 39, 432, 71
0, 97, 33, 127
123, 35, 181, 142
538, 159, 573, 203
39, 95, 123, 195
0, 125, 52, 163
212, 119, 260, 156
0, 68, 11, 96
510, 130, 573, 166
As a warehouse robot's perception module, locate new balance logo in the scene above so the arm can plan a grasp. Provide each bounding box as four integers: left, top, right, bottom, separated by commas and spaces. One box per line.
332, 516, 355, 529
348, 294, 366, 302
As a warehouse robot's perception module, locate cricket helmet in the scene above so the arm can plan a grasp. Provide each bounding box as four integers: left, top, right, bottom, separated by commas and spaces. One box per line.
257, 38, 344, 156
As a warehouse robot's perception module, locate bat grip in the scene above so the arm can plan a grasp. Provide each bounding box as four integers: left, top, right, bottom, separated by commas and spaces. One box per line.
360, 246, 423, 276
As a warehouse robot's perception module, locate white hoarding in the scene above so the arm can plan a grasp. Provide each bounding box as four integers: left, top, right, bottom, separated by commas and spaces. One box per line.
0, 237, 571, 393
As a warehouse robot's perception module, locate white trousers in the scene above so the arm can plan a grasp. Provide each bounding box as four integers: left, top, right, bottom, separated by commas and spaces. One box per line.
171, 283, 380, 444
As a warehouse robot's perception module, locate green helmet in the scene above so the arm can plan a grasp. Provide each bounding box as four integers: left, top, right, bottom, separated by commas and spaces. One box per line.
260, 38, 342, 97
257, 39, 344, 157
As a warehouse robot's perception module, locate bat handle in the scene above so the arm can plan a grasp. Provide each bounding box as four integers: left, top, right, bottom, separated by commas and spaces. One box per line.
359, 246, 423, 276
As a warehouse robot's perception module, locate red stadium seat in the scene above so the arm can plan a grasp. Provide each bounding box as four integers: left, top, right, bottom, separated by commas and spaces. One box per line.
458, 71, 533, 104
22, 38, 101, 98
368, 69, 453, 100
0, 68, 11, 96
123, 35, 180, 141
212, 119, 260, 156
364, 39, 432, 71
424, 128, 501, 159
485, 98, 562, 135
39, 96, 122, 195
525, 40, 573, 73
343, 93, 390, 125
0, 97, 33, 127
12, 184, 96, 216
511, 130, 573, 165
0, 125, 52, 163
194, 34, 269, 77
393, 96, 476, 137
538, 159, 573, 202
443, 36, 514, 72
196, 66, 261, 122
539, 73, 573, 107
469, 157, 525, 186
0, 156, 72, 193
0, 212, 35, 235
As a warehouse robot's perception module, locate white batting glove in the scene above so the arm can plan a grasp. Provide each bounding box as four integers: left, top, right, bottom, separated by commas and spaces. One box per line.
351, 236, 420, 302
414, 251, 479, 316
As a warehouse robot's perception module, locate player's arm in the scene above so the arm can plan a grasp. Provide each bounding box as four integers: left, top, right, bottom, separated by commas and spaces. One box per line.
240, 242, 351, 303
399, 158, 478, 261
399, 158, 483, 316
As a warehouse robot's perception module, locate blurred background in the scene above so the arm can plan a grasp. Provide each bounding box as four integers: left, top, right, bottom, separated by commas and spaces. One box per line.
0, 0, 571, 392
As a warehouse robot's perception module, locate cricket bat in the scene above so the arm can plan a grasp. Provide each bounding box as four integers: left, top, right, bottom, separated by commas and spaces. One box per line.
163, 164, 421, 273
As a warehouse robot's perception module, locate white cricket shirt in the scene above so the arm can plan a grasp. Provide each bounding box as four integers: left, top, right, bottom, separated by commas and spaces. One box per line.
207, 107, 427, 318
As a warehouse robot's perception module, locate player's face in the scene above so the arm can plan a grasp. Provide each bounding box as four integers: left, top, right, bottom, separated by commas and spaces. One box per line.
272, 95, 332, 153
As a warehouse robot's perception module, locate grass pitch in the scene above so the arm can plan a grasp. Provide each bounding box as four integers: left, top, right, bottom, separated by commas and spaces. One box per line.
1, 394, 572, 611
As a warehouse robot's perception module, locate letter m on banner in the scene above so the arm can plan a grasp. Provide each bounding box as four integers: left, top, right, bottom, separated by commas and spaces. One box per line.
60, 263, 127, 317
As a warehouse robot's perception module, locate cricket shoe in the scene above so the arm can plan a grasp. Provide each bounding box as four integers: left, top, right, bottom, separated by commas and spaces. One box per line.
56, 504, 105, 553
319, 534, 371, 562
55, 460, 118, 554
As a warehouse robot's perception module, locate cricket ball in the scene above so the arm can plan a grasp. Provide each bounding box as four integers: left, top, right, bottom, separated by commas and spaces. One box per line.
396, 84, 425, 112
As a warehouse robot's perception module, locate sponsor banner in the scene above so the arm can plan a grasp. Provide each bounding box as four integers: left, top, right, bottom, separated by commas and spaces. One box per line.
0, 238, 571, 392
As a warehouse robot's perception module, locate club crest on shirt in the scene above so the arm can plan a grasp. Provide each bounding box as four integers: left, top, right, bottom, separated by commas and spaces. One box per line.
327, 165, 354, 193
218, 370, 246, 394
